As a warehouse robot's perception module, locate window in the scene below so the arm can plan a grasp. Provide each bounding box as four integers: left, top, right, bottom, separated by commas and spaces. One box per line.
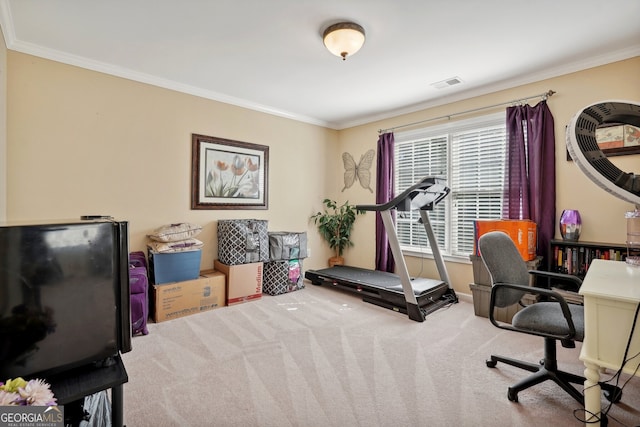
394, 113, 506, 258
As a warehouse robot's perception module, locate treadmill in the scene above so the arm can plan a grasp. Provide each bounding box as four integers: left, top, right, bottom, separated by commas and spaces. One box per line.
305, 176, 458, 322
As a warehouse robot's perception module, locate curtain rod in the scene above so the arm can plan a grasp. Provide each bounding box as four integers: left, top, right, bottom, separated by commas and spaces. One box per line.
378, 90, 556, 134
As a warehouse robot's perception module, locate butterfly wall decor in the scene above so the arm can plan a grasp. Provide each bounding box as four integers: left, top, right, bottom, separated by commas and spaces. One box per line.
342, 149, 375, 193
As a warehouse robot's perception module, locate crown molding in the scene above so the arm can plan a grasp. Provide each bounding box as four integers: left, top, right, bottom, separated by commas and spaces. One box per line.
332, 46, 640, 130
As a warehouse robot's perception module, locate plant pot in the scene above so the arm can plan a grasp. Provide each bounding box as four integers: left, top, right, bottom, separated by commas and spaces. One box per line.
328, 256, 344, 267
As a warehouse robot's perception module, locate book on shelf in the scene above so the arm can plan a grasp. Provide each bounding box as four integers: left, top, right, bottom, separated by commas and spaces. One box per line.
551, 241, 626, 278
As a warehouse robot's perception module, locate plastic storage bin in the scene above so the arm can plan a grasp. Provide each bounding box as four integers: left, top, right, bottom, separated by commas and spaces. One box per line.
147, 248, 202, 284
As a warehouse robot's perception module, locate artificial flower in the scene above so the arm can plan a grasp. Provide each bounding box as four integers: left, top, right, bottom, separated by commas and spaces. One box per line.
19, 378, 57, 406
0, 390, 19, 405
0, 377, 56, 406
0, 377, 27, 393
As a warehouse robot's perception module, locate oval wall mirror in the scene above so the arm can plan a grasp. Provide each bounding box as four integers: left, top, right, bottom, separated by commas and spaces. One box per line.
566, 100, 640, 207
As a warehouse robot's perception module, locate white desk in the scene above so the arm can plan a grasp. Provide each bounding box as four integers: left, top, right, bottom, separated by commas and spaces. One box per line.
579, 259, 640, 426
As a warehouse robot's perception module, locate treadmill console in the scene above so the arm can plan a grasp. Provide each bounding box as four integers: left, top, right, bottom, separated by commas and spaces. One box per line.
357, 176, 450, 212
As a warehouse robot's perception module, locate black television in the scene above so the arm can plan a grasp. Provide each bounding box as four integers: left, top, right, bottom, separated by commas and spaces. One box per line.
0, 219, 132, 380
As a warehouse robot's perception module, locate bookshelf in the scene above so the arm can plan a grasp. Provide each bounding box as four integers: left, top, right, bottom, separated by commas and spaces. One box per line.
550, 239, 627, 280
548, 239, 627, 306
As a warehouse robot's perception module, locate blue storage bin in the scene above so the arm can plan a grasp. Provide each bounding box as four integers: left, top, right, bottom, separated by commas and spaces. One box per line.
147, 248, 202, 284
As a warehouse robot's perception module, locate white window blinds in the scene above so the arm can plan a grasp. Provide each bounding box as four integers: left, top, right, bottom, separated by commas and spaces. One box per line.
394, 113, 506, 257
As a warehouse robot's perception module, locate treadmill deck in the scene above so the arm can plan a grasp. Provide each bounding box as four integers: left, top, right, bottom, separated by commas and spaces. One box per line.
304, 265, 452, 312
307, 265, 444, 296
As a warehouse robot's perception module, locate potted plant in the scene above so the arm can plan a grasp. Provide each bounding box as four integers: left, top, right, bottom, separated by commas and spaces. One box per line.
311, 199, 365, 266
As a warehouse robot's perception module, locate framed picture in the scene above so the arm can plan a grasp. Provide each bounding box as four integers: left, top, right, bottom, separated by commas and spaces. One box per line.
596, 124, 640, 157
191, 134, 268, 210
566, 123, 640, 161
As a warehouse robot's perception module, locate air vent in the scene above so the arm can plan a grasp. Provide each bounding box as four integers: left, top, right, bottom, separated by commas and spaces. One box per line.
431, 76, 463, 89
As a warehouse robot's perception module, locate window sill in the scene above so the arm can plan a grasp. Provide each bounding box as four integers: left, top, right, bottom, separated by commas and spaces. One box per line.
402, 248, 471, 264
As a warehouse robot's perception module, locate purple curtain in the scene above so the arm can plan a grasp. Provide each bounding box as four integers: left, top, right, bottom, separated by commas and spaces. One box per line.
504, 100, 555, 267
376, 132, 395, 272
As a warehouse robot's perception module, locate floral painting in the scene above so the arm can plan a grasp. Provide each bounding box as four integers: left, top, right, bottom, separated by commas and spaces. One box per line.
205, 150, 260, 198
192, 134, 268, 209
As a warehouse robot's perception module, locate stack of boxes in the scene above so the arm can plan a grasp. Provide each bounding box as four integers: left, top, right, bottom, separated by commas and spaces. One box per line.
147, 222, 205, 285
147, 223, 226, 323
145, 219, 309, 324
214, 220, 308, 304
263, 232, 308, 295
469, 219, 540, 323
215, 219, 269, 305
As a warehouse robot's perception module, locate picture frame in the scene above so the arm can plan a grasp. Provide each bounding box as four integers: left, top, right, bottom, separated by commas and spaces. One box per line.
191, 134, 269, 210
566, 123, 640, 161
595, 124, 640, 157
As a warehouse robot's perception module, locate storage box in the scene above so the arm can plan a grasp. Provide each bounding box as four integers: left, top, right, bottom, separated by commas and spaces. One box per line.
152, 270, 226, 322
470, 255, 542, 286
263, 259, 305, 295
268, 232, 308, 261
217, 219, 269, 265
214, 260, 263, 305
470, 255, 492, 286
473, 219, 537, 261
469, 283, 537, 323
148, 248, 202, 284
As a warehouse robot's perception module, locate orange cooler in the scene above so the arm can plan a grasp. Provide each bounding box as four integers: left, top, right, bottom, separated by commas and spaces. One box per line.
474, 219, 537, 261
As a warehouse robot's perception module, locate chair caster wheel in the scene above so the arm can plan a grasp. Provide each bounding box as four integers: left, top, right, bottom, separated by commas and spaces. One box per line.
507, 388, 518, 402
604, 388, 622, 403
486, 359, 497, 368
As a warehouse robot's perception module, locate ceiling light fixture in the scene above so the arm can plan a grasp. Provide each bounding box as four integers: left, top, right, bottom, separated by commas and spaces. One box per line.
323, 22, 365, 61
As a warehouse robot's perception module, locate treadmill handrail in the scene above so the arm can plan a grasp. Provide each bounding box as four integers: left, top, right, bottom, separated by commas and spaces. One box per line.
356, 176, 449, 212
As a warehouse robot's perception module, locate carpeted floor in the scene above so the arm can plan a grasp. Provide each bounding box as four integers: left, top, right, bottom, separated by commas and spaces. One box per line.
121, 284, 640, 426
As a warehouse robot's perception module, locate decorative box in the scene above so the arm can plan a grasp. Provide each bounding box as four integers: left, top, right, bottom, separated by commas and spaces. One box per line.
218, 219, 269, 265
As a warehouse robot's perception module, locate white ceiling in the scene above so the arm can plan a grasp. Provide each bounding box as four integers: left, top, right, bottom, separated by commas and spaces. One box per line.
1, 0, 639, 130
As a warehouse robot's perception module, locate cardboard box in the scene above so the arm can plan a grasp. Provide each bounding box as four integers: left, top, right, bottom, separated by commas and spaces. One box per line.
214, 260, 263, 306
152, 269, 226, 322
148, 248, 202, 284
473, 219, 537, 261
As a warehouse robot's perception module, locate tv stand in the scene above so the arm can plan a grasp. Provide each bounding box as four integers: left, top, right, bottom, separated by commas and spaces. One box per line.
47, 354, 128, 427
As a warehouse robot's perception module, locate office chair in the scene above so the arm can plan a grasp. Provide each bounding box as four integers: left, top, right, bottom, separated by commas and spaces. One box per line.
478, 231, 621, 405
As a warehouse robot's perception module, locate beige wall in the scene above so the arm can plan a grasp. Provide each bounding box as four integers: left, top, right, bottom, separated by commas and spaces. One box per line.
4, 50, 639, 296
338, 57, 640, 294
6, 52, 339, 272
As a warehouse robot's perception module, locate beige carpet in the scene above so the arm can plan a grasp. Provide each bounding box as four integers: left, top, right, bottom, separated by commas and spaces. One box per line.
121, 284, 640, 427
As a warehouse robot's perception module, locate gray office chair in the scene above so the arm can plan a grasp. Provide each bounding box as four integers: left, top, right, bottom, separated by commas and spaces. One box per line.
478, 231, 621, 405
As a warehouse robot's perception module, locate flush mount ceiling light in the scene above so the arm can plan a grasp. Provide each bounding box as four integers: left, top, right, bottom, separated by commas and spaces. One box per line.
323, 22, 365, 60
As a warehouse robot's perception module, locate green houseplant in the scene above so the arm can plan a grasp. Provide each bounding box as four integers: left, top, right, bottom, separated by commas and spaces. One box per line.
311, 199, 365, 266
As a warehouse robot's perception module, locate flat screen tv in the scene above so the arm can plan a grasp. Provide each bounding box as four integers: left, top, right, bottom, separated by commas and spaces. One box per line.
0, 219, 132, 380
